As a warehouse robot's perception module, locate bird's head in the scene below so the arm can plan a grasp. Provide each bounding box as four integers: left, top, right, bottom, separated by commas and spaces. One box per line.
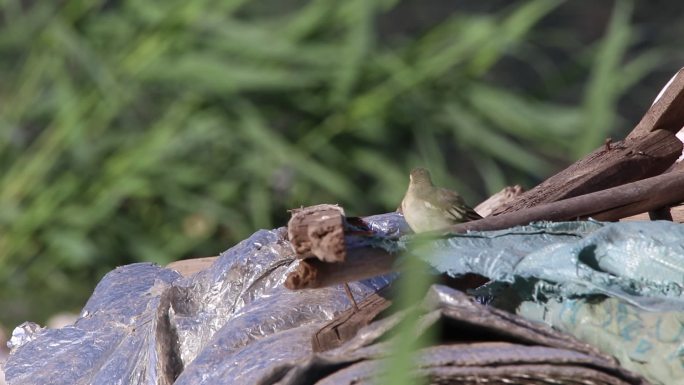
409, 167, 433, 187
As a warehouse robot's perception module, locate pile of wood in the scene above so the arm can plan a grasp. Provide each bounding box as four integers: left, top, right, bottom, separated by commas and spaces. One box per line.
286, 68, 684, 290
284, 68, 684, 351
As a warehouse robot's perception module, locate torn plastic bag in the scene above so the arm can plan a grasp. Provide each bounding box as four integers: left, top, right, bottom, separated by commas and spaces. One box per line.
4, 214, 402, 385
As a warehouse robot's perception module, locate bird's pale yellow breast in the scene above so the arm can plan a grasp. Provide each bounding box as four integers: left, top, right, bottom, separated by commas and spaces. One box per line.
401, 192, 453, 233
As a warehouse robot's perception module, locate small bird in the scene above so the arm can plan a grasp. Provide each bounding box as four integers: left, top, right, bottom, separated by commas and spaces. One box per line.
401, 168, 481, 233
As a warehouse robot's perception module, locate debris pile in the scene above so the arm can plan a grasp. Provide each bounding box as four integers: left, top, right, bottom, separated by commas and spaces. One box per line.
6, 68, 684, 384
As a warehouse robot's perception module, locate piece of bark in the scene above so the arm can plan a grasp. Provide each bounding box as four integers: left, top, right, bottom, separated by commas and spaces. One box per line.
312, 290, 392, 352
284, 247, 396, 290
474, 185, 524, 217
287, 204, 346, 262
451, 171, 684, 233
492, 130, 682, 215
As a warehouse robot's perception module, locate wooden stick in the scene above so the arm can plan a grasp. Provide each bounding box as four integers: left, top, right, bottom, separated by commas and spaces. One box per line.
284, 247, 396, 290
451, 171, 684, 233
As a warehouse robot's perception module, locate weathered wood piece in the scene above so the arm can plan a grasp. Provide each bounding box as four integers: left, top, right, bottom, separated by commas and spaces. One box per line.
492, 130, 682, 215
287, 204, 346, 262
628, 67, 684, 139
284, 247, 396, 290
312, 290, 392, 352
492, 69, 684, 215
474, 185, 524, 217
451, 171, 684, 233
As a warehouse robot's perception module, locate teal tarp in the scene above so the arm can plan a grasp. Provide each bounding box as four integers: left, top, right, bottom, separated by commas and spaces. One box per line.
403, 221, 684, 384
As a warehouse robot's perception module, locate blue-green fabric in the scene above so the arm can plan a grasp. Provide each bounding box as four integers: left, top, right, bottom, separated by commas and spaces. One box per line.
402, 220, 684, 384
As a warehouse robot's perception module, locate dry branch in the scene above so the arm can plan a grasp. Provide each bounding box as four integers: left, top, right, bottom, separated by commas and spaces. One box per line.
492, 130, 682, 215
284, 247, 396, 290
451, 171, 684, 233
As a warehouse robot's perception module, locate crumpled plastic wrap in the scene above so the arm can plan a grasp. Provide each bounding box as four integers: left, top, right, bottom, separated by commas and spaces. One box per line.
274, 284, 647, 385
4, 262, 182, 385
409, 220, 684, 310
405, 220, 684, 385
4, 214, 402, 385
4, 215, 679, 384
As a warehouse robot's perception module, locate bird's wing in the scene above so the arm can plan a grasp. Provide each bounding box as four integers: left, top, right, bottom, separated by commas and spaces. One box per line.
427, 187, 482, 221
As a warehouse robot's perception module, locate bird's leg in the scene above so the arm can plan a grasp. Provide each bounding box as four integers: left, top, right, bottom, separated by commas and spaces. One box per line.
343, 283, 359, 312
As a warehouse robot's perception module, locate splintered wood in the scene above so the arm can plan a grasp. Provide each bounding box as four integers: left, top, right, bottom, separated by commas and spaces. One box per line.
287, 204, 346, 262
474, 185, 524, 217
285, 204, 397, 290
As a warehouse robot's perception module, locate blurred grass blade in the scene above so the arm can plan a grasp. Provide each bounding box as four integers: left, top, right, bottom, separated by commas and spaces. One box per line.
578, 0, 633, 157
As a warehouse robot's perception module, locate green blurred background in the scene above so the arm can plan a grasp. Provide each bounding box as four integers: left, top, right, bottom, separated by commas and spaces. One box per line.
0, 0, 682, 328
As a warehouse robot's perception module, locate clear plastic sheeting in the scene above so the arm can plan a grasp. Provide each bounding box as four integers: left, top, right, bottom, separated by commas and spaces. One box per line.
5, 262, 182, 385
5, 216, 678, 384
171, 226, 394, 385
4, 214, 401, 385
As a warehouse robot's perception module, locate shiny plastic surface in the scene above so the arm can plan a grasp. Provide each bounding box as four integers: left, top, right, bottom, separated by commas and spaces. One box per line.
5, 214, 402, 385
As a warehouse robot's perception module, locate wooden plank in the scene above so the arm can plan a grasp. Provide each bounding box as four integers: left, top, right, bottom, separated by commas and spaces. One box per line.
474, 185, 524, 218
